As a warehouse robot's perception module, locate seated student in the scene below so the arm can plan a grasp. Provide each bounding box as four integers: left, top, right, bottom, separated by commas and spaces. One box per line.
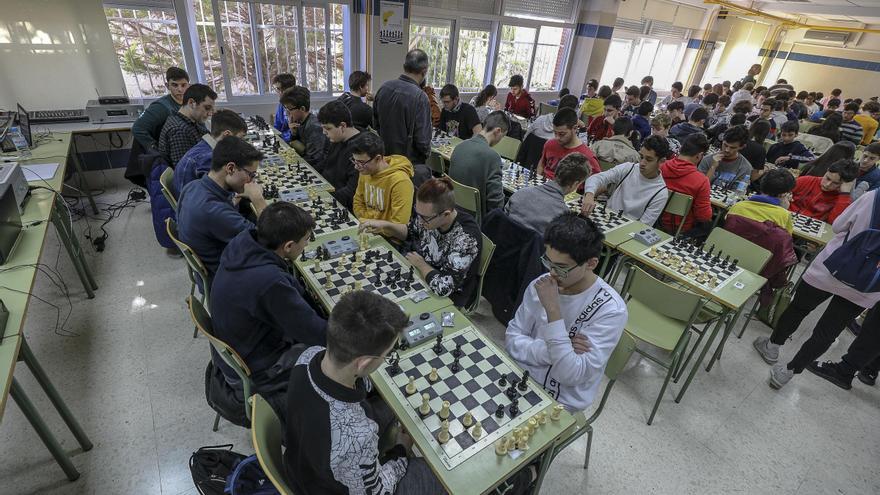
178, 137, 268, 277
853, 142, 880, 200
173, 109, 247, 196
580, 82, 610, 125
359, 178, 480, 307
622, 86, 642, 117
271, 73, 297, 142
529, 94, 579, 140
698, 125, 755, 186
539, 108, 600, 178
800, 141, 855, 177
839, 102, 865, 145
651, 113, 680, 157
338, 70, 373, 131
659, 134, 713, 234
811, 98, 840, 122
547, 87, 570, 107
730, 82, 755, 106
211, 202, 327, 414
471, 84, 501, 123
659, 81, 685, 109
158, 83, 216, 167
641, 76, 657, 105
587, 94, 621, 142
280, 86, 327, 166
632, 101, 653, 140
854, 100, 880, 145
284, 290, 446, 495
438, 84, 482, 140
768, 98, 788, 131
808, 111, 843, 143
590, 117, 640, 165
790, 159, 857, 223
767, 120, 815, 170
669, 107, 708, 142
505, 212, 627, 412
727, 168, 795, 234
682, 85, 701, 106
506, 153, 590, 234
582, 135, 669, 226
740, 119, 771, 182
505, 74, 536, 119
700, 93, 721, 125
351, 132, 414, 234
316, 101, 364, 210
448, 111, 510, 214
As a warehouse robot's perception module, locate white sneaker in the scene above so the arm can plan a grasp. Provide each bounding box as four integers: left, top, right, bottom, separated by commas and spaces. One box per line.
769, 363, 794, 389
753, 336, 779, 364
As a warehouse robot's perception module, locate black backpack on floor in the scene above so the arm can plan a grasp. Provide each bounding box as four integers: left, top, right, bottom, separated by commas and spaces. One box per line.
190, 444, 247, 495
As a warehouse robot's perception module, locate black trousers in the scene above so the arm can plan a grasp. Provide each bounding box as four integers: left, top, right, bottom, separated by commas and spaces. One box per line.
770, 281, 865, 372
839, 304, 880, 375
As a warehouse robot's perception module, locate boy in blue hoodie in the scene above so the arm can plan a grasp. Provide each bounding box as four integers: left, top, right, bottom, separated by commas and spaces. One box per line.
766, 120, 815, 170
211, 201, 328, 415
271, 73, 297, 142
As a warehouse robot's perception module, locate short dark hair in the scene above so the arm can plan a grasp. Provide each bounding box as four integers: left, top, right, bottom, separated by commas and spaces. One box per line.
732, 100, 753, 114
831, 88, 842, 96
827, 98, 841, 108
639, 85, 652, 100
743, 82, 755, 91
828, 159, 858, 182
730, 114, 747, 126
604, 94, 622, 110
326, 291, 409, 365
209, 109, 247, 138
641, 76, 654, 85
780, 120, 800, 134
280, 86, 311, 111
690, 107, 709, 123
182, 84, 217, 105
416, 176, 456, 213
558, 88, 570, 98
613, 116, 634, 136
626, 85, 641, 97
544, 212, 604, 265
687, 85, 701, 98
210, 136, 263, 172
844, 102, 860, 113
350, 130, 385, 158
865, 142, 880, 155
256, 202, 316, 249
759, 168, 796, 197
598, 85, 612, 99
166, 66, 189, 82
587, 79, 599, 90
642, 134, 671, 160
554, 154, 590, 188
667, 101, 685, 112
404, 49, 429, 74
702, 93, 719, 106
509, 74, 524, 88
348, 71, 371, 92
776, 78, 787, 84
637, 101, 654, 116
558, 94, 579, 110
863, 101, 880, 113
317, 100, 354, 127
719, 95, 731, 107
761, 98, 776, 109
439, 84, 460, 100
797, 91, 809, 100
749, 119, 771, 143
671, 81, 683, 92
680, 133, 710, 156
613, 77, 625, 88
722, 125, 749, 146
483, 111, 510, 132
272, 73, 297, 90
552, 108, 578, 128
703, 83, 713, 90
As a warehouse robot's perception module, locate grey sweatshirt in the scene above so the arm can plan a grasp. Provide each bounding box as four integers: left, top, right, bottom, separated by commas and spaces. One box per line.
583, 162, 668, 226
505, 181, 568, 234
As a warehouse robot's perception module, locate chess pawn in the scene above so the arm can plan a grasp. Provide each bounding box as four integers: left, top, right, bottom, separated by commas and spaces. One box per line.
323, 277, 333, 289
405, 376, 417, 395
512, 427, 522, 440
438, 420, 450, 444
527, 418, 538, 437
461, 411, 473, 427
550, 404, 564, 421
516, 434, 529, 451
428, 368, 439, 382
538, 411, 547, 425
471, 421, 482, 439
418, 393, 431, 416
495, 438, 508, 456
438, 400, 451, 420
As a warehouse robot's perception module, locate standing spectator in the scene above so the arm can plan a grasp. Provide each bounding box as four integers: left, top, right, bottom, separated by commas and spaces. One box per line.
338, 70, 373, 131
423, 84, 441, 128
741, 63, 762, 85
448, 111, 510, 215
373, 49, 432, 164
539, 108, 599, 179
271, 73, 297, 141
129, 66, 190, 182
505, 74, 536, 119
438, 84, 482, 140
280, 86, 327, 166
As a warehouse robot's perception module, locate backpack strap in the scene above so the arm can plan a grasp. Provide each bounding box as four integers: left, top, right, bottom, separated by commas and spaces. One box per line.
871, 190, 880, 230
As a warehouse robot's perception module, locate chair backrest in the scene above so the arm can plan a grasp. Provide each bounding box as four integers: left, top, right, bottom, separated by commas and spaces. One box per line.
427, 152, 446, 176
166, 218, 211, 302
604, 331, 636, 380
466, 233, 496, 312
493, 135, 522, 162
662, 192, 693, 237
187, 296, 253, 378
251, 394, 297, 495
444, 174, 482, 225
539, 102, 557, 116
796, 134, 833, 155
762, 140, 774, 152
705, 227, 772, 274
626, 266, 707, 322
159, 167, 178, 211
799, 120, 818, 133
599, 160, 615, 172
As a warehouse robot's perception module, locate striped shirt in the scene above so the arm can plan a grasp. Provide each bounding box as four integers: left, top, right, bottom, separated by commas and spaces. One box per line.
840, 119, 864, 145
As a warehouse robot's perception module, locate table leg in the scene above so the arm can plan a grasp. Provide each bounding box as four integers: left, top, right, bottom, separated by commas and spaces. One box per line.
674, 312, 729, 404
10, 378, 81, 481
68, 151, 99, 214
528, 447, 555, 494
50, 204, 96, 298
20, 339, 93, 451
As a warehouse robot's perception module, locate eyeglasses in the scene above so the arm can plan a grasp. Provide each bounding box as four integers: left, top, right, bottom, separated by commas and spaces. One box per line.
350, 156, 374, 169
540, 254, 580, 278
416, 211, 444, 224
237, 167, 258, 180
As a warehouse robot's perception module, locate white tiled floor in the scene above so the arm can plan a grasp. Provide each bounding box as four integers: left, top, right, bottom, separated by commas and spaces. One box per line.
1, 170, 878, 495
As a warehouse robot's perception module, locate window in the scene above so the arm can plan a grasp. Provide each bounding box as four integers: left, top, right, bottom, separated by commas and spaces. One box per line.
599, 36, 688, 92
104, 5, 186, 98
702, 41, 726, 85
599, 39, 634, 88
218, 1, 259, 96
529, 26, 570, 91
191, 0, 226, 98
494, 25, 536, 87
409, 19, 452, 89
455, 28, 490, 93
255, 2, 300, 95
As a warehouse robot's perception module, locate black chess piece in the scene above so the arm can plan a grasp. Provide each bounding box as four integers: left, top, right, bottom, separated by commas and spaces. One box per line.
386, 250, 393, 263
722, 254, 730, 268
433, 335, 444, 354
498, 374, 507, 387
387, 353, 401, 375
518, 370, 529, 391
309, 231, 316, 242
452, 343, 462, 359
495, 404, 505, 418
300, 250, 307, 261
731, 258, 739, 270
508, 399, 519, 417
450, 357, 460, 373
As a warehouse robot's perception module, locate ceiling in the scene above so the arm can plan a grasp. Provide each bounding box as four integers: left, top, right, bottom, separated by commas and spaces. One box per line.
714, 0, 880, 24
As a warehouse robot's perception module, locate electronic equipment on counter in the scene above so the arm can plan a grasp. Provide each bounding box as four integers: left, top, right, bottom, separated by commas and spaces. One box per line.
29, 109, 88, 124
0, 163, 29, 213
86, 100, 143, 124
0, 185, 23, 265
16, 104, 32, 147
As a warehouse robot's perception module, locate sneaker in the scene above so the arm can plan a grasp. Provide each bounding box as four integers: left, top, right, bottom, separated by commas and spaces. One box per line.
857, 369, 878, 386
806, 361, 853, 390
769, 363, 794, 389
846, 320, 862, 336
753, 336, 779, 364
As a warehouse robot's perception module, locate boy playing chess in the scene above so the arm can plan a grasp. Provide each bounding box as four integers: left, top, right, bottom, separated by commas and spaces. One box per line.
351, 131, 415, 238
505, 212, 627, 411
283, 290, 447, 494
789, 159, 858, 224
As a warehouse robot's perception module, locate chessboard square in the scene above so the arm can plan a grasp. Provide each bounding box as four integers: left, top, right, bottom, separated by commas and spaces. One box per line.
463, 380, 481, 394
442, 441, 463, 458
476, 360, 492, 373
408, 354, 426, 366
522, 391, 543, 405
433, 381, 450, 396
481, 416, 499, 433
425, 388, 439, 400
466, 364, 482, 377
428, 356, 445, 370
452, 334, 468, 346
424, 416, 441, 432
441, 390, 458, 403
484, 383, 500, 397
485, 369, 502, 383
326, 288, 341, 297
473, 389, 490, 404
454, 431, 475, 449
448, 420, 465, 437
449, 401, 467, 418
486, 354, 502, 367
461, 395, 479, 410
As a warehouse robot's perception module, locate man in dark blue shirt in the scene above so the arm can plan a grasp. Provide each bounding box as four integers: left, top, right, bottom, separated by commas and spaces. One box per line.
172, 109, 247, 197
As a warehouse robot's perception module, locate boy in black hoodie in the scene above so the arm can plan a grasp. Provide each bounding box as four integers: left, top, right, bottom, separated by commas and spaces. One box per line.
210, 202, 328, 414
317, 100, 364, 209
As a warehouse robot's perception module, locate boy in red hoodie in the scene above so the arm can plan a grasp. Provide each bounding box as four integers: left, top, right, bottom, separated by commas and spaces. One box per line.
587, 94, 621, 142
504, 74, 535, 119
659, 133, 713, 234
790, 159, 857, 224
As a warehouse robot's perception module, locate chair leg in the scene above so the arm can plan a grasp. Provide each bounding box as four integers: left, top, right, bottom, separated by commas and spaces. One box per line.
674, 325, 709, 383
648, 354, 678, 425
737, 298, 760, 339
706, 309, 743, 373
583, 426, 593, 470
212, 412, 221, 432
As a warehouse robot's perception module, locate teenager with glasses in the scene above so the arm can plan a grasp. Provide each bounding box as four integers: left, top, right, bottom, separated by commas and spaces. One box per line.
505, 212, 627, 411
350, 132, 415, 239
178, 136, 267, 277
358, 177, 481, 308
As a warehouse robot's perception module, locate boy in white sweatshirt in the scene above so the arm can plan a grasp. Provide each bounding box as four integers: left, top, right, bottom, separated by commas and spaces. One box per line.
505, 212, 627, 411
581, 134, 670, 226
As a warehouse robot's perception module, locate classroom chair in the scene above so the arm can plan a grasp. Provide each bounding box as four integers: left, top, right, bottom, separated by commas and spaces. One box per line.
661, 192, 693, 238
539, 102, 557, 116
427, 152, 446, 176
798, 120, 818, 133
463, 233, 496, 315
444, 174, 483, 226
159, 167, 178, 212
187, 296, 254, 432
166, 218, 211, 338
493, 135, 522, 162
598, 159, 615, 172
620, 266, 708, 425
251, 394, 297, 494
796, 134, 834, 155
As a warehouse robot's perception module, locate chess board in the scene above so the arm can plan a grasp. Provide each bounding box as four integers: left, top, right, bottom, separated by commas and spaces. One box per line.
709, 186, 742, 207
640, 237, 744, 292
295, 196, 359, 237
377, 327, 552, 469
502, 164, 547, 192
258, 161, 327, 190
791, 212, 827, 237
304, 246, 429, 305
565, 200, 635, 233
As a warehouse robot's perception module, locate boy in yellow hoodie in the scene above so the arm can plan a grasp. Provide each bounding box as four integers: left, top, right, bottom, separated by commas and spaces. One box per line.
351, 132, 415, 235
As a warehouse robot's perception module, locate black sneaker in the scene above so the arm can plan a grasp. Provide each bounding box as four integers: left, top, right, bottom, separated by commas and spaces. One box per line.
857, 369, 877, 386
846, 320, 862, 336
806, 361, 853, 390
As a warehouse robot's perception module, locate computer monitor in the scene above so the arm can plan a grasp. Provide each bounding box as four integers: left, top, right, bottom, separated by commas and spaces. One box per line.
16, 103, 32, 147
0, 185, 22, 265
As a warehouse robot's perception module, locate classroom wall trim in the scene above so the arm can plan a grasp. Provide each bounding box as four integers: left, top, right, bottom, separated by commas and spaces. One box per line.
758, 48, 880, 73
575, 23, 614, 39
